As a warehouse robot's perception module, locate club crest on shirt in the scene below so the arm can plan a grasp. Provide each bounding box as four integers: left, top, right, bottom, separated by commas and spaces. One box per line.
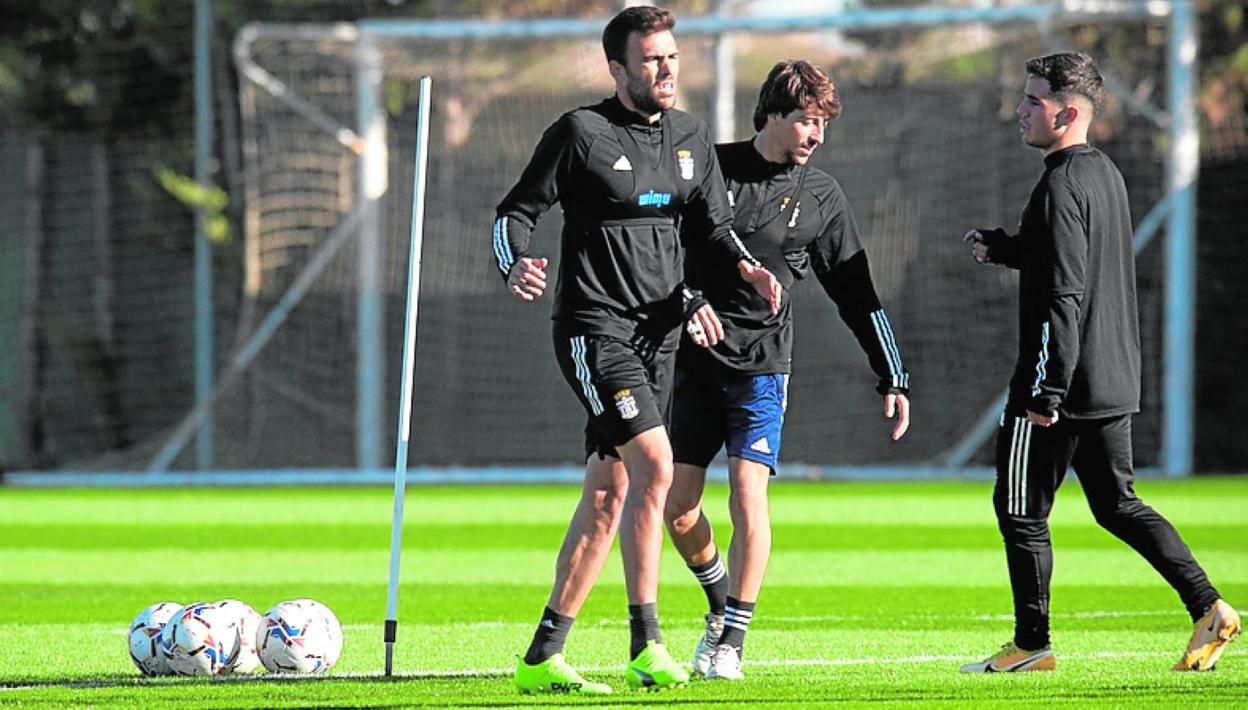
676, 149, 694, 180
614, 389, 640, 420
781, 196, 801, 227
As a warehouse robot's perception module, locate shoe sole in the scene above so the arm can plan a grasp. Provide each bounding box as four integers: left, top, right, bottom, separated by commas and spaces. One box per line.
516, 685, 613, 696
959, 653, 1055, 673
627, 681, 688, 692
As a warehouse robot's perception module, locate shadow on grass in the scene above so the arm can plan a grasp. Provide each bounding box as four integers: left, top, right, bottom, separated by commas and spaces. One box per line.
5, 670, 1248, 708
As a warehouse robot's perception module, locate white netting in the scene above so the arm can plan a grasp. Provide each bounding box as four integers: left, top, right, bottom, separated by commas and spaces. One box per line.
157, 12, 1172, 470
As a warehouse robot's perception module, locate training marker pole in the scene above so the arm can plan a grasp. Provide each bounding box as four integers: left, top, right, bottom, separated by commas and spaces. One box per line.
385, 75, 432, 676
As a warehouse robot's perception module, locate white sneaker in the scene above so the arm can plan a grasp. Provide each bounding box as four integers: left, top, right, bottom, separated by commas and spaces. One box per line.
691, 613, 724, 677
705, 643, 744, 680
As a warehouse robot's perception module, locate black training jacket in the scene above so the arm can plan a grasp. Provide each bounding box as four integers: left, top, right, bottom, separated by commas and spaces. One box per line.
493, 96, 748, 341
680, 139, 909, 395
982, 144, 1140, 418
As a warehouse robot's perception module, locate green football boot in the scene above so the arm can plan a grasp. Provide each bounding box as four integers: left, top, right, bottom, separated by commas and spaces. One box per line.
514, 654, 612, 695
626, 640, 689, 690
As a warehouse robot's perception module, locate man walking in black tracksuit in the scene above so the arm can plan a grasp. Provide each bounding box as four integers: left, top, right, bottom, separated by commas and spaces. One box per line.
960, 52, 1239, 673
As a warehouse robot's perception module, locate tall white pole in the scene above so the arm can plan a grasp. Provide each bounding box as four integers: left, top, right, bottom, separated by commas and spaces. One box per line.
356, 32, 387, 471
710, 0, 735, 143
193, 0, 215, 468
1163, 0, 1198, 477
384, 75, 432, 676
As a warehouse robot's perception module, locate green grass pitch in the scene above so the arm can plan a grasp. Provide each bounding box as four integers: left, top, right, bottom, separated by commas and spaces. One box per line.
0, 477, 1244, 708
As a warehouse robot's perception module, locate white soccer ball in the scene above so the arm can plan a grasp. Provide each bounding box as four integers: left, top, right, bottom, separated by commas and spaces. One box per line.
215, 599, 264, 673
128, 601, 183, 675
159, 602, 242, 676
258, 599, 343, 673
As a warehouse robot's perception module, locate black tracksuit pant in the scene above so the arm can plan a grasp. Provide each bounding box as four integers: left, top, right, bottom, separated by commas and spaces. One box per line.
993, 413, 1220, 650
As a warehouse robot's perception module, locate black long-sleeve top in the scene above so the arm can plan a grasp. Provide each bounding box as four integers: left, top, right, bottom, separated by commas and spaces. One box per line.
680, 139, 909, 395
493, 96, 749, 341
980, 144, 1140, 418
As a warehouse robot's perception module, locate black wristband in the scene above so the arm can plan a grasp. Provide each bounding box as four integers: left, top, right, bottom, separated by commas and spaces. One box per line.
681, 286, 708, 320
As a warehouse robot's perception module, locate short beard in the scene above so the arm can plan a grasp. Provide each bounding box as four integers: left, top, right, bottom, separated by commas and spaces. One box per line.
627, 79, 668, 116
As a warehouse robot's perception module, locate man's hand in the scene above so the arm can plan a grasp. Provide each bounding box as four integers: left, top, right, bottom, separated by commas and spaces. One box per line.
738, 260, 782, 315
1026, 409, 1058, 427
963, 229, 992, 264
686, 303, 724, 348
507, 257, 548, 301
885, 393, 910, 441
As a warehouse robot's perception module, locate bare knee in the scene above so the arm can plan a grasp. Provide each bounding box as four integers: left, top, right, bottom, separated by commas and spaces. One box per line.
728, 460, 770, 530
590, 481, 627, 524
628, 457, 674, 506
665, 495, 701, 535
582, 457, 628, 531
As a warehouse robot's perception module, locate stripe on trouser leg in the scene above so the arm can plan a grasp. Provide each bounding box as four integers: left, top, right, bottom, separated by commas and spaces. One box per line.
1019, 422, 1031, 516
1008, 418, 1032, 516
1007, 419, 1020, 515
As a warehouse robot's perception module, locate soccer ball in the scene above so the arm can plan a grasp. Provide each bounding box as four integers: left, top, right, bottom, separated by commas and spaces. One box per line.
258, 599, 343, 673
297, 599, 343, 669
159, 602, 242, 676
215, 599, 264, 673
128, 602, 183, 675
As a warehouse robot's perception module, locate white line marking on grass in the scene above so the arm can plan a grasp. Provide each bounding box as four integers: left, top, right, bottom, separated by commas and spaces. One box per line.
0, 649, 1179, 690
333, 649, 1177, 679
341, 609, 1185, 633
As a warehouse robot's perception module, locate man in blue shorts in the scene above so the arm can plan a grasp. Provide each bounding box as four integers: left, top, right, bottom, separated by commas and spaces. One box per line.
663, 60, 911, 680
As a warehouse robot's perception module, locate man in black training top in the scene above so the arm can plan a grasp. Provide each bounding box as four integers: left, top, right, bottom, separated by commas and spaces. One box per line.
960, 52, 1239, 673
493, 5, 781, 695
664, 60, 911, 680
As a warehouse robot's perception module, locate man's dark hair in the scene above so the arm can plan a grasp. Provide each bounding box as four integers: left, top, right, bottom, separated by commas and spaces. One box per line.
602, 5, 676, 66
752, 60, 841, 131
1025, 52, 1105, 115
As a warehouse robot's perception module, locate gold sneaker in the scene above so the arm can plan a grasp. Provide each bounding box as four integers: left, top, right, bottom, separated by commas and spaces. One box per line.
959, 642, 1055, 673
1174, 599, 1241, 671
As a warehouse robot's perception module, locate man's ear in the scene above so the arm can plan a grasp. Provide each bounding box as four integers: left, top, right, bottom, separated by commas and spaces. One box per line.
607, 60, 625, 84
1055, 103, 1079, 128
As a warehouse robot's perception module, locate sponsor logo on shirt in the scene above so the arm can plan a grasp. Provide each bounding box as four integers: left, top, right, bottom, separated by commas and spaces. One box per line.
676, 149, 694, 180
638, 190, 672, 207
614, 389, 640, 420
612, 155, 632, 171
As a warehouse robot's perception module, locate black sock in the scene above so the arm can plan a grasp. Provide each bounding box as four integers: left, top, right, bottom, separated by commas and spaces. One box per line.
523, 606, 574, 665
628, 602, 662, 659
719, 597, 755, 651
689, 552, 729, 617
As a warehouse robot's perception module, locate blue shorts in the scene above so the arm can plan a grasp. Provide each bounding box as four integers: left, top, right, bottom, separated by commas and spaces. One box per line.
670, 363, 788, 473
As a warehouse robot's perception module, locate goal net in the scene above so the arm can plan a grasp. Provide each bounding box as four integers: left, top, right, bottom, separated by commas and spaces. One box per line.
174, 4, 1176, 474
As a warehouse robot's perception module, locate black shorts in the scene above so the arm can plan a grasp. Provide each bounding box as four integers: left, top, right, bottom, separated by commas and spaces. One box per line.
552, 325, 677, 460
